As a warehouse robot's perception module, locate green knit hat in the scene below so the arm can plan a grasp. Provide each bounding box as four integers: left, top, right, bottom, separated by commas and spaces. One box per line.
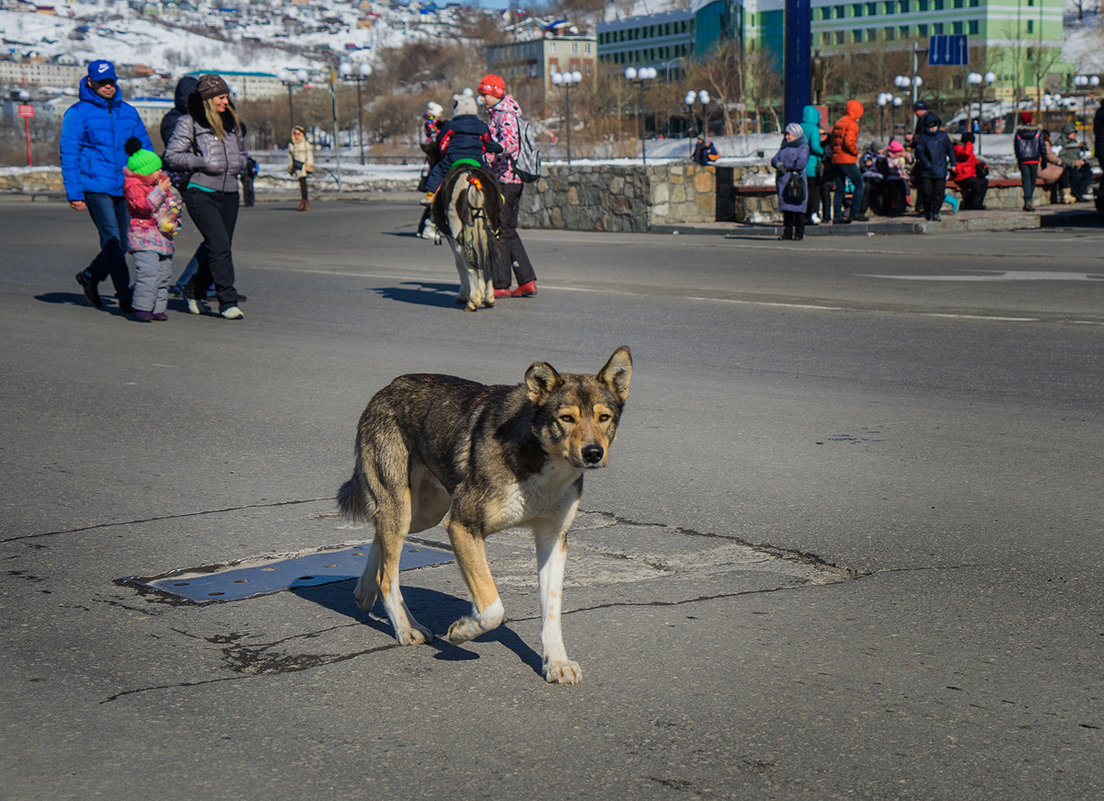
125, 137, 162, 175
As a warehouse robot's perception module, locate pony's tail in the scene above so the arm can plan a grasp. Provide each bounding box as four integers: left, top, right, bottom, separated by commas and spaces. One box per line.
461, 180, 499, 273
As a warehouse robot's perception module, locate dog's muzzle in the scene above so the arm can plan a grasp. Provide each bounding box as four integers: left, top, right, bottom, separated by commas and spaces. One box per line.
581, 444, 605, 467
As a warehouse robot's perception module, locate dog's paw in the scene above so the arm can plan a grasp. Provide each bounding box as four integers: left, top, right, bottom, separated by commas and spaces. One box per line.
543, 659, 582, 685
397, 624, 434, 646
445, 616, 481, 643
463, 303, 479, 312
353, 583, 378, 614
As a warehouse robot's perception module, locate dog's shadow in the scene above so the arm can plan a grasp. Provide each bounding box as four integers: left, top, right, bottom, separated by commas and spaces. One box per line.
371, 281, 463, 309
289, 579, 544, 676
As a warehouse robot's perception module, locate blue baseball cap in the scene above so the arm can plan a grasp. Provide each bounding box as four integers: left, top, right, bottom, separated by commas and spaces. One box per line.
87, 60, 117, 82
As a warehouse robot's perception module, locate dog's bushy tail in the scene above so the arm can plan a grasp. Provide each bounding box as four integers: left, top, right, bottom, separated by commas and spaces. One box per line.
337, 470, 371, 523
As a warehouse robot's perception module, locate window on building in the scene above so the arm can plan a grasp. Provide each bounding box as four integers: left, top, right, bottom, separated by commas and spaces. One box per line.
898, 0, 908, 9
1026, 19, 1033, 32
885, 26, 896, 39
918, 23, 928, 34
854, 29, 863, 41
968, 19, 978, 33
835, 5, 845, 17
867, 2, 878, 14
868, 27, 878, 40
836, 30, 845, 43
918, 0, 927, 9
854, 3, 863, 16
934, 0, 944, 8
933, 22, 944, 33
952, 20, 963, 32
900, 24, 910, 36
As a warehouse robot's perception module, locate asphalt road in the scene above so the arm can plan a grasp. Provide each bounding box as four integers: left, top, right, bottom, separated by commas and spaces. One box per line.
2, 196, 1102, 801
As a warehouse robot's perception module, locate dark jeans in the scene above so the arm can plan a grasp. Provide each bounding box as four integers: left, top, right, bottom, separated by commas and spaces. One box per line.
82, 191, 131, 295
958, 176, 988, 209
493, 182, 536, 289
833, 162, 864, 221
183, 188, 240, 311
1066, 162, 1093, 198
917, 176, 947, 218
1019, 162, 1039, 203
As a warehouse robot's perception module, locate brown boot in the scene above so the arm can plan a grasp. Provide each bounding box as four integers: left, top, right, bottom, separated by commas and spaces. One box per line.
297, 199, 307, 211
303, 200, 310, 211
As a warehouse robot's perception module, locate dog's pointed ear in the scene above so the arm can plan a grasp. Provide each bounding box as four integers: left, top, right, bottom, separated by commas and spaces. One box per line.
525, 362, 563, 404
598, 346, 632, 403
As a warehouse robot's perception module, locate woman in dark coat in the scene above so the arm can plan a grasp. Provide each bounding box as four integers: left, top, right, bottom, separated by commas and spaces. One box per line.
771, 123, 811, 240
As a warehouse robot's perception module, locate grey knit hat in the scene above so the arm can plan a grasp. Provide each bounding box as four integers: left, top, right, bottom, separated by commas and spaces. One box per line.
785, 122, 803, 138
453, 94, 478, 117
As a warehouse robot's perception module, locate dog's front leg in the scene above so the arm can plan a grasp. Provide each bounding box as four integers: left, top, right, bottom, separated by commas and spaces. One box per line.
446, 519, 505, 643
534, 525, 581, 684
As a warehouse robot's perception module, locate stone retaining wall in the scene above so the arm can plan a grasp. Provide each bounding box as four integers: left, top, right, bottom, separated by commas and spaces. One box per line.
517, 163, 722, 232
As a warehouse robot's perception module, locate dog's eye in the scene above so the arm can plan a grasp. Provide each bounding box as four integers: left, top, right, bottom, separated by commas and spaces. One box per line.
559, 414, 575, 424
598, 413, 611, 423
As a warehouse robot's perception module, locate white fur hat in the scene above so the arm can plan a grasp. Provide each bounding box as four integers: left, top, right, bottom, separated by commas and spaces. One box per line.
427, 101, 443, 116
453, 94, 478, 117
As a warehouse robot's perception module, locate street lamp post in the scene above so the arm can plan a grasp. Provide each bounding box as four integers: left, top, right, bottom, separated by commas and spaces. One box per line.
340, 61, 373, 165
876, 92, 893, 142
966, 71, 996, 154
684, 89, 709, 156
551, 70, 582, 165
277, 68, 309, 133
624, 66, 656, 165
891, 96, 903, 141
894, 74, 923, 106
1073, 74, 1100, 148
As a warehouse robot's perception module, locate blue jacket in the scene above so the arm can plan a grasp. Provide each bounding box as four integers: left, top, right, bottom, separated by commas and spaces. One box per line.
60, 79, 152, 202
436, 114, 502, 165
799, 105, 825, 179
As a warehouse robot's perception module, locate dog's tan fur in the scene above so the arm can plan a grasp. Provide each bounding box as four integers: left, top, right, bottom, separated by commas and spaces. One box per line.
337, 347, 633, 683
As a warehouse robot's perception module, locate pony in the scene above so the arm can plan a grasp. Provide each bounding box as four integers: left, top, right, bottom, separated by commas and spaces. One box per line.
431, 164, 502, 312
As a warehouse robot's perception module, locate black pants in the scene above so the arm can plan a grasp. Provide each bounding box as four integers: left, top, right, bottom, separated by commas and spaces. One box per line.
493, 182, 536, 290
782, 211, 805, 239
184, 188, 240, 311
917, 176, 947, 218
241, 172, 255, 206
958, 176, 988, 209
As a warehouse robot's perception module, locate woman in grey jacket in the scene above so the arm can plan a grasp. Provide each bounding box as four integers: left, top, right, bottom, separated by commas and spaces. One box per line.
164, 74, 248, 320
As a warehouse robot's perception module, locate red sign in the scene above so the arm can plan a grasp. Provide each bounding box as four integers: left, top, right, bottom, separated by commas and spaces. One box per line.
18, 104, 34, 118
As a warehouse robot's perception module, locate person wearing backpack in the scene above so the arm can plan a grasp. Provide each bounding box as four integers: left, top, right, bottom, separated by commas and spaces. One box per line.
771, 123, 810, 240
1013, 111, 1043, 212
480, 73, 538, 299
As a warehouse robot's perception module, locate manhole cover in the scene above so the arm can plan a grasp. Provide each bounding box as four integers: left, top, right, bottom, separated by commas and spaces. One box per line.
122, 543, 453, 603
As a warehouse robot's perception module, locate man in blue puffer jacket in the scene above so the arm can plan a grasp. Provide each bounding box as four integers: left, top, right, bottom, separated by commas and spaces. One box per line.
61, 59, 152, 311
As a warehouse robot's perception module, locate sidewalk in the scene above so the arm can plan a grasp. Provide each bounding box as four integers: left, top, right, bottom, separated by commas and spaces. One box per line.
654, 203, 1103, 237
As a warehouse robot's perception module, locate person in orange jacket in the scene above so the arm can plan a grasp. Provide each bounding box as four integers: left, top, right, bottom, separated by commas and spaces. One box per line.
829, 99, 866, 223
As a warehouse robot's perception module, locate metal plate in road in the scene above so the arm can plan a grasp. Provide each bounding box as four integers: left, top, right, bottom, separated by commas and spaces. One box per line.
123, 543, 454, 604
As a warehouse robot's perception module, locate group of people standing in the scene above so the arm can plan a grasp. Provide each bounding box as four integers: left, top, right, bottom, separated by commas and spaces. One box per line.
774, 95, 1104, 238
62, 61, 251, 321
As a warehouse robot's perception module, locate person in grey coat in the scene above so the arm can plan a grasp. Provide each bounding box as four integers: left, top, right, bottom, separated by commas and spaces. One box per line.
164, 74, 248, 320
771, 123, 811, 240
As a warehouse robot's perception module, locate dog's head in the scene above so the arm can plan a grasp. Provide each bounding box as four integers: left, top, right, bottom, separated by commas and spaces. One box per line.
525, 346, 632, 469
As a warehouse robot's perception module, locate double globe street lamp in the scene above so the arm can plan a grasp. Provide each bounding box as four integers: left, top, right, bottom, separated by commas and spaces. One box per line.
966, 71, 996, 152
1073, 74, 1100, 147
340, 61, 373, 165
276, 68, 310, 132
684, 89, 710, 157
893, 73, 922, 105
550, 70, 582, 165
624, 66, 657, 164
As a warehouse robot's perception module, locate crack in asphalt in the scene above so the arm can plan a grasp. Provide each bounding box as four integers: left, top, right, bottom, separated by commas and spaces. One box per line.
0, 497, 333, 544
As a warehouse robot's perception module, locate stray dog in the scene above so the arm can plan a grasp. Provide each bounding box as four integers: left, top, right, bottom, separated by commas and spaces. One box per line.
431, 165, 501, 312
337, 347, 633, 683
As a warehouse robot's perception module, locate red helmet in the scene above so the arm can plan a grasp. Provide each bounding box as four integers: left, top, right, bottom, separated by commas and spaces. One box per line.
478, 74, 506, 98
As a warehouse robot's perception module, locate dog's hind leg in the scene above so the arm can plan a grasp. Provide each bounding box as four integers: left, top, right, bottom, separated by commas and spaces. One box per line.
534, 514, 582, 684
445, 519, 505, 643
363, 490, 434, 645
